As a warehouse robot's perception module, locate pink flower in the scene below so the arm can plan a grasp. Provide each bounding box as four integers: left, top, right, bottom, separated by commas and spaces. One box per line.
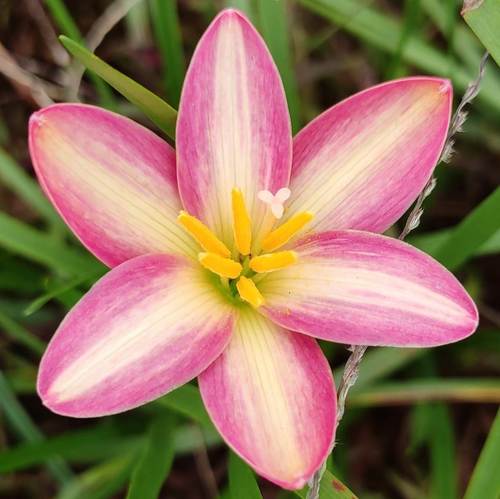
28, 9, 478, 490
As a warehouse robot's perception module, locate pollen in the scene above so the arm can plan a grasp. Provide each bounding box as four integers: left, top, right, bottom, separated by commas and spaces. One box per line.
198, 252, 242, 279
261, 211, 314, 252
178, 211, 231, 258
236, 276, 265, 308
249, 251, 297, 273
231, 188, 252, 255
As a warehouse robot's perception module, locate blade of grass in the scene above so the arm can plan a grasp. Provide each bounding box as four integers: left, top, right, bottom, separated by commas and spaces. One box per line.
0, 310, 45, 355
429, 403, 457, 499
126, 413, 175, 499
0, 370, 73, 485
385, 0, 421, 79
57, 454, 136, 499
433, 186, 500, 270
464, 409, 500, 499
410, 227, 500, 257
228, 451, 263, 499
0, 211, 104, 275
225, 0, 255, 20
462, 0, 500, 67
23, 272, 101, 316
256, 0, 301, 132
0, 424, 141, 473
59, 36, 177, 139
148, 0, 185, 107
43, 0, 116, 108
298, 0, 500, 112
349, 378, 500, 406
0, 148, 64, 233
295, 468, 358, 498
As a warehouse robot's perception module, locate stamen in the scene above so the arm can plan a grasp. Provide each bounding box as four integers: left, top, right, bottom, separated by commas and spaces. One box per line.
262, 211, 314, 252
198, 252, 242, 279
178, 211, 231, 258
249, 251, 297, 273
236, 276, 264, 308
231, 188, 252, 255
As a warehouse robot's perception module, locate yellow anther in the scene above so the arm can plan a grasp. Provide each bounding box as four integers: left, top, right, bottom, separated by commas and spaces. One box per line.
262, 211, 314, 252
178, 211, 231, 258
198, 252, 242, 279
236, 276, 265, 308
249, 251, 297, 273
231, 188, 252, 255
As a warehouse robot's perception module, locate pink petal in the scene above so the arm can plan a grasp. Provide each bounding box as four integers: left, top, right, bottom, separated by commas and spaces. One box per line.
176, 9, 292, 247
199, 310, 336, 489
260, 230, 478, 347
29, 104, 196, 267
286, 78, 452, 233
38, 254, 235, 417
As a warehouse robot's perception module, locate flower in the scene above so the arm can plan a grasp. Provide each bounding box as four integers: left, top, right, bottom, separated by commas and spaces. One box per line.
28, 9, 478, 490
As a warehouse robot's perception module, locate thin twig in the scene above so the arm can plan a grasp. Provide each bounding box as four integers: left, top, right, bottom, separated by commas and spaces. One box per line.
24, 0, 69, 66
307, 52, 489, 499
0, 42, 62, 106
67, 0, 142, 101
399, 52, 489, 240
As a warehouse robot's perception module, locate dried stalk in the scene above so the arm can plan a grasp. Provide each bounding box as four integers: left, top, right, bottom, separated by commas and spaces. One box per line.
307, 52, 489, 499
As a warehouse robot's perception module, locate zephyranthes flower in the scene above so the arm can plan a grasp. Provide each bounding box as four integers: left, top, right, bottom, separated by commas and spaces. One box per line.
29, 9, 478, 489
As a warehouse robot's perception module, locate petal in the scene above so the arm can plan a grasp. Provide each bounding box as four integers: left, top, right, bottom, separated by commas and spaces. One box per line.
176, 9, 292, 247
286, 77, 452, 233
29, 104, 196, 267
38, 254, 235, 417
199, 310, 336, 489
260, 231, 478, 347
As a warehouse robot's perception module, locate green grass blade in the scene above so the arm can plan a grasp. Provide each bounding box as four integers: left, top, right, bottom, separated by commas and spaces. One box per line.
24, 272, 101, 316
157, 384, 214, 430
0, 310, 45, 355
298, 0, 500, 112
349, 378, 500, 406
464, 409, 500, 499
43, 0, 115, 108
228, 452, 263, 499
57, 454, 136, 499
126, 414, 175, 499
0, 148, 63, 232
225, 0, 255, 20
434, 186, 500, 270
386, 0, 421, 78
462, 0, 500, 67
295, 468, 358, 498
429, 404, 457, 499
0, 371, 73, 485
149, 0, 185, 107
0, 211, 103, 275
0, 429, 141, 473
256, 0, 301, 132
410, 227, 500, 257
59, 36, 177, 138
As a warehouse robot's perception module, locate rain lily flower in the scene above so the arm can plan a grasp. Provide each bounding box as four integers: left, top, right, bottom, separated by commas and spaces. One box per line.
29, 9, 478, 489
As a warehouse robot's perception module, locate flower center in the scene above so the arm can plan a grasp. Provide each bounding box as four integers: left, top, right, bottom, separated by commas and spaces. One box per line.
178, 188, 313, 308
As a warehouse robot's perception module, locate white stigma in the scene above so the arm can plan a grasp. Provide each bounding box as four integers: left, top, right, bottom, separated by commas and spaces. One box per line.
257, 187, 291, 219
